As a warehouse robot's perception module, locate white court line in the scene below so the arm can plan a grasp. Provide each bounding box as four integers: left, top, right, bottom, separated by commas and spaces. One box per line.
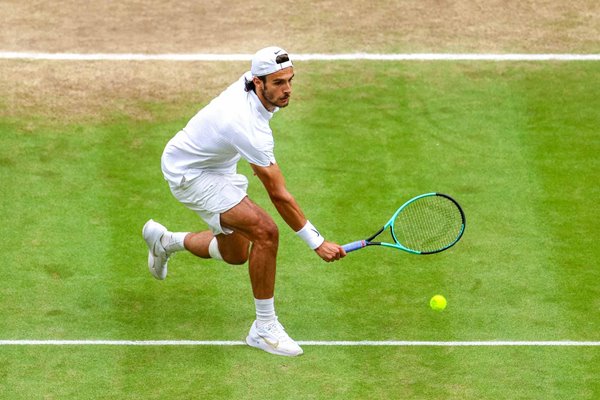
1, 340, 599, 346
0, 52, 599, 61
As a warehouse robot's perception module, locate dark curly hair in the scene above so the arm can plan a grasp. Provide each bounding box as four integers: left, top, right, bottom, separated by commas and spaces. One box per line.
244, 75, 266, 93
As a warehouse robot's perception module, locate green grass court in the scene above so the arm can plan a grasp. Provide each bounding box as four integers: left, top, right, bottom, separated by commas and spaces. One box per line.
1, 60, 599, 399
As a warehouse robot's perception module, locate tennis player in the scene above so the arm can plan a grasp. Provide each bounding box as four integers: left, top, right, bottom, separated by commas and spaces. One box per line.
143, 46, 346, 357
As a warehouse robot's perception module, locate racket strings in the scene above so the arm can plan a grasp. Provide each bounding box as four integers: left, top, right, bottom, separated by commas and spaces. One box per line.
393, 196, 463, 253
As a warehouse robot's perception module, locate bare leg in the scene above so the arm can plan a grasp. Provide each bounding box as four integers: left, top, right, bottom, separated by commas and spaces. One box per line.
182, 196, 302, 356
184, 231, 250, 265
219, 197, 279, 300
183, 231, 213, 259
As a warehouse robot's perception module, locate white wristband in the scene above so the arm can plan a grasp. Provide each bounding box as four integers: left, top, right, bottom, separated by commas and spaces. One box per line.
296, 220, 325, 250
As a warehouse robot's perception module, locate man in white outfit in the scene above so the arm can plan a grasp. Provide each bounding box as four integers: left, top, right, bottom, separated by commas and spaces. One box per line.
143, 46, 346, 357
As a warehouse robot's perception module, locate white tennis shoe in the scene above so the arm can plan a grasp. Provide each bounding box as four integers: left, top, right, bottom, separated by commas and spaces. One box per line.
246, 319, 303, 357
142, 219, 170, 280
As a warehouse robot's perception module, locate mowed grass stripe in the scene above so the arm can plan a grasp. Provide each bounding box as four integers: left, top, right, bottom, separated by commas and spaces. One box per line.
518, 64, 599, 335
513, 64, 600, 398
0, 121, 120, 338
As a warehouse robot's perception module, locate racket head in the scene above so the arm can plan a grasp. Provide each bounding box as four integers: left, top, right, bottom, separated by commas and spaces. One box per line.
388, 192, 465, 254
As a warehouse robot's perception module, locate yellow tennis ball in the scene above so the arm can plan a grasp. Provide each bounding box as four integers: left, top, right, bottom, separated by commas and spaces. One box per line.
430, 295, 447, 311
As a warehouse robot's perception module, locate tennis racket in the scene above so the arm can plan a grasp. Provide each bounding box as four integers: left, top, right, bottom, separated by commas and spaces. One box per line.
342, 192, 466, 255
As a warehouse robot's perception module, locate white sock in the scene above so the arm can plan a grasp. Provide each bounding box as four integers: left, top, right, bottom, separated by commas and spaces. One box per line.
161, 232, 187, 254
208, 237, 223, 260
254, 297, 276, 326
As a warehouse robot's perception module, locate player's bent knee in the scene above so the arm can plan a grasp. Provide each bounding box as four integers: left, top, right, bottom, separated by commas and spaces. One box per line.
254, 220, 279, 246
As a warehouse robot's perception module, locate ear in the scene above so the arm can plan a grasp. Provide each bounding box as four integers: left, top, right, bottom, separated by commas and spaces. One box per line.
253, 76, 264, 88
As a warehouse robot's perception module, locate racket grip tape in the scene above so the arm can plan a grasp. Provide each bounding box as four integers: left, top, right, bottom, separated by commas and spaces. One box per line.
342, 240, 367, 253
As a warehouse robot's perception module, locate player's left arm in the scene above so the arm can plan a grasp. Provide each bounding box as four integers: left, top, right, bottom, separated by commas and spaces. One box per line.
250, 163, 345, 261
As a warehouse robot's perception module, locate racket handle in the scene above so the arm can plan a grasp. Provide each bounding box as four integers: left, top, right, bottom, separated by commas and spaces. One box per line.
342, 240, 367, 253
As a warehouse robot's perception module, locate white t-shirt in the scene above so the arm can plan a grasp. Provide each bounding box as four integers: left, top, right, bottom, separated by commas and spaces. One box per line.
161, 72, 277, 185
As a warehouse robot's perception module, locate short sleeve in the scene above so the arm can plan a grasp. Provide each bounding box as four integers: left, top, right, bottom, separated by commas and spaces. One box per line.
231, 127, 276, 167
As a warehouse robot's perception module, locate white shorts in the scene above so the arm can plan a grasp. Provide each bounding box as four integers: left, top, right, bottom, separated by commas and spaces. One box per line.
168, 172, 248, 235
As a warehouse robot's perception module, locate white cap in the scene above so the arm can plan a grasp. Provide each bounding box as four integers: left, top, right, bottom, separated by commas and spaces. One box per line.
251, 46, 293, 77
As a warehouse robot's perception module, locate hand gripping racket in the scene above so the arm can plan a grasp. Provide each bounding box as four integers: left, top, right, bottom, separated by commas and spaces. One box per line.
342, 193, 466, 255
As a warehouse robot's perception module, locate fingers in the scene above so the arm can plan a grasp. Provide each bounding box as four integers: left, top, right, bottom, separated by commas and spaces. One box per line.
328, 245, 346, 262
316, 242, 346, 262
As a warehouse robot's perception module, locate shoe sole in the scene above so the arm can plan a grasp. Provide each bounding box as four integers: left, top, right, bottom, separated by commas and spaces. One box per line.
245, 335, 303, 357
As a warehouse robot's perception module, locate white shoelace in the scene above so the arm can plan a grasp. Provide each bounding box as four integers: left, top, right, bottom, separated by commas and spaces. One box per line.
258, 319, 289, 342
